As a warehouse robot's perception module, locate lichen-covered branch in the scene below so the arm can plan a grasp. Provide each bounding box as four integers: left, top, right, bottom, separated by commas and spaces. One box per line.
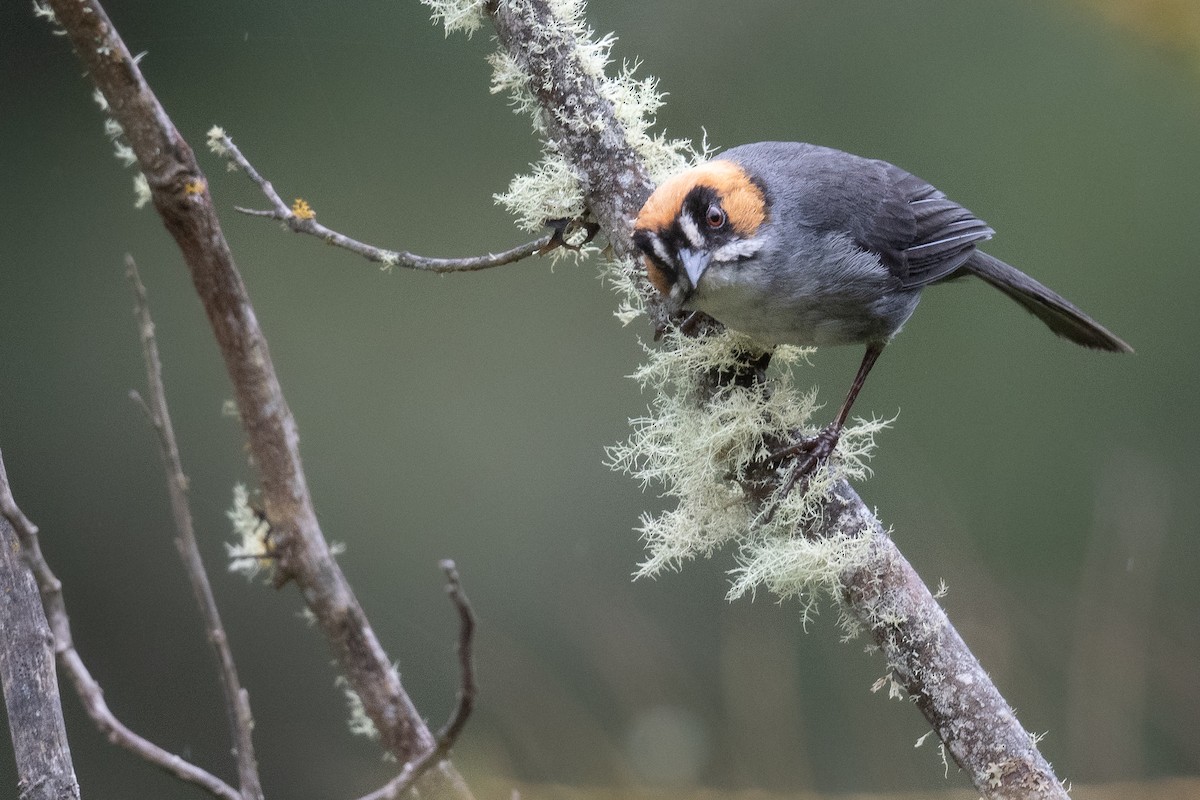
42, 2, 471, 796
831, 482, 1066, 798
474, 0, 1067, 796
489, 0, 654, 250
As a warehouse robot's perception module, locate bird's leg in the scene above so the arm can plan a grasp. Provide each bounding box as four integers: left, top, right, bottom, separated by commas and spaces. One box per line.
755, 342, 885, 518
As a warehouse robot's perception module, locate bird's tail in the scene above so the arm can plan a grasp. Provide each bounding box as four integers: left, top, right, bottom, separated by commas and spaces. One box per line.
963, 251, 1133, 353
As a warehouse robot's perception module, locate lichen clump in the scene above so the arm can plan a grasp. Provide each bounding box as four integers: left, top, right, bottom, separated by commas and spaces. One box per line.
608, 331, 884, 615
485, 0, 703, 232
427, 0, 884, 613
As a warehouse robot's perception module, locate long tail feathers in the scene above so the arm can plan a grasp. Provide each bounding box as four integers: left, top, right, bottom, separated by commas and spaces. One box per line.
964, 251, 1133, 353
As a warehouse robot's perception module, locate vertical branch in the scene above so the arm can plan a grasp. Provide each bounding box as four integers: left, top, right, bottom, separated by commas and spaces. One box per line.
125, 254, 263, 800
42, 2, 470, 796
0, 514, 81, 800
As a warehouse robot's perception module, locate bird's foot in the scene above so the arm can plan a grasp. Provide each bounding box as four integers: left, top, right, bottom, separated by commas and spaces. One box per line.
745, 426, 842, 524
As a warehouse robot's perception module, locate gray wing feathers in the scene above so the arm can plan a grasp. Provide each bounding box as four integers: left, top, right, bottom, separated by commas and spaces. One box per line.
882, 165, 995, 288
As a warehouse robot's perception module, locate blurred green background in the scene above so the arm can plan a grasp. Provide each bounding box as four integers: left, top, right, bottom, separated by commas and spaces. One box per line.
2, 1, 1198, 797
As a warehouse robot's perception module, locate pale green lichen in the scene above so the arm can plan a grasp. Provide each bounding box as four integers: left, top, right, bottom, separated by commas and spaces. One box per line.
608, 328, 887, 616
484, 0, 704, 235
33, 1, 64, 34
220, 398, 241, 420
493, 143, 585, 232
335, 675, 380, 740
206, 125, 231, 158
112, 141, 136, 168
419, 0, 488, 37
870, 671, 907, 701
132, 173, 151, 209
226, 483, 273, 579
32, 1, 56, 23
84, 65, 147, 205
379, 250, 401, 271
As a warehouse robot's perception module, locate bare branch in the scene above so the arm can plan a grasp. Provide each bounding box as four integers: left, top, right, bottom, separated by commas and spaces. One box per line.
43, 2, 472, 796
481, 2, 1066, 796
0, 450, 241, 800
211, 130, 552, 272
437, 559, 478, 748
0, 514, 80, 800
355, 560, 478, 800
125, 254, 263, 800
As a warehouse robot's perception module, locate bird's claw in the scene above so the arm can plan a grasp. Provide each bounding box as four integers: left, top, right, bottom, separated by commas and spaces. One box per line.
744, 426, 842, 524
763, 426, 841, 469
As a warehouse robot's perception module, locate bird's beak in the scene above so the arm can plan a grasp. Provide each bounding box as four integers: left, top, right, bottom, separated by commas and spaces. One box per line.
678, 248, 711, 291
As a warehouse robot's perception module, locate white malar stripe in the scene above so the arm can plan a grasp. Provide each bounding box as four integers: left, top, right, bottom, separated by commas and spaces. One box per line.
649, 235, 673, 266
712, 236, 764, 263
678, 214, 704, 249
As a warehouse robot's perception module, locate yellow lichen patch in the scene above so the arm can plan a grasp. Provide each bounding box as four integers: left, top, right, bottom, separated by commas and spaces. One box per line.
184, 179, 206, 196
291, 198, 316, 220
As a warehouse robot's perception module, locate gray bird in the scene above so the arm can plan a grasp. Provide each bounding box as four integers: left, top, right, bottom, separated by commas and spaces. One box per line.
632, 141, 1132, 490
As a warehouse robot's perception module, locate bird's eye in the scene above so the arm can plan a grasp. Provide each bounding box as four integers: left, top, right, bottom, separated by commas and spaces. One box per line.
705, 203, 726, 229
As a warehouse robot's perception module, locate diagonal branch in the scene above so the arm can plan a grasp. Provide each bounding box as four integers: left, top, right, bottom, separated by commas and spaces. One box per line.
481, 2, 1066, 797
210, 129, 552, 272
42, 2, 472, 797
355, 560, 477, 800
0, 450, 241, 800
126, 254, 263, 800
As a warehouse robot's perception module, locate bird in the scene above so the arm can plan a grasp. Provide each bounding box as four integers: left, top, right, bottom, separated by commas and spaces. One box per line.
631, 141, 1132, 497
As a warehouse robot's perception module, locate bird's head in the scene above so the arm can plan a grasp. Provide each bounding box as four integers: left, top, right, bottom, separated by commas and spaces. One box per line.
632, 159, 769, 305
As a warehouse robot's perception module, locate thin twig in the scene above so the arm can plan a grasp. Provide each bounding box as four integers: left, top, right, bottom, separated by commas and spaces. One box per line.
211, 131, 552, 272
125, 253, 264, 800
355, 560, 477, 800
0, 449, 241, 800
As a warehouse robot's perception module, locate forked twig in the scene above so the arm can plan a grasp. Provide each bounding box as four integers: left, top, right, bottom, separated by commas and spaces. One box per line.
355, 560, 477, 800
209, 129, 552, 272
126, 254, 263, 800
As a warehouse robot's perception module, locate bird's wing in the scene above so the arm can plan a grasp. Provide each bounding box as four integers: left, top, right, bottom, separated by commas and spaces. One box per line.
858, 164, 995, 289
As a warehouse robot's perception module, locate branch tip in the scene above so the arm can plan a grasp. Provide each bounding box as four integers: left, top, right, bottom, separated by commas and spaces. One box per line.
354, 561, 478, 800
